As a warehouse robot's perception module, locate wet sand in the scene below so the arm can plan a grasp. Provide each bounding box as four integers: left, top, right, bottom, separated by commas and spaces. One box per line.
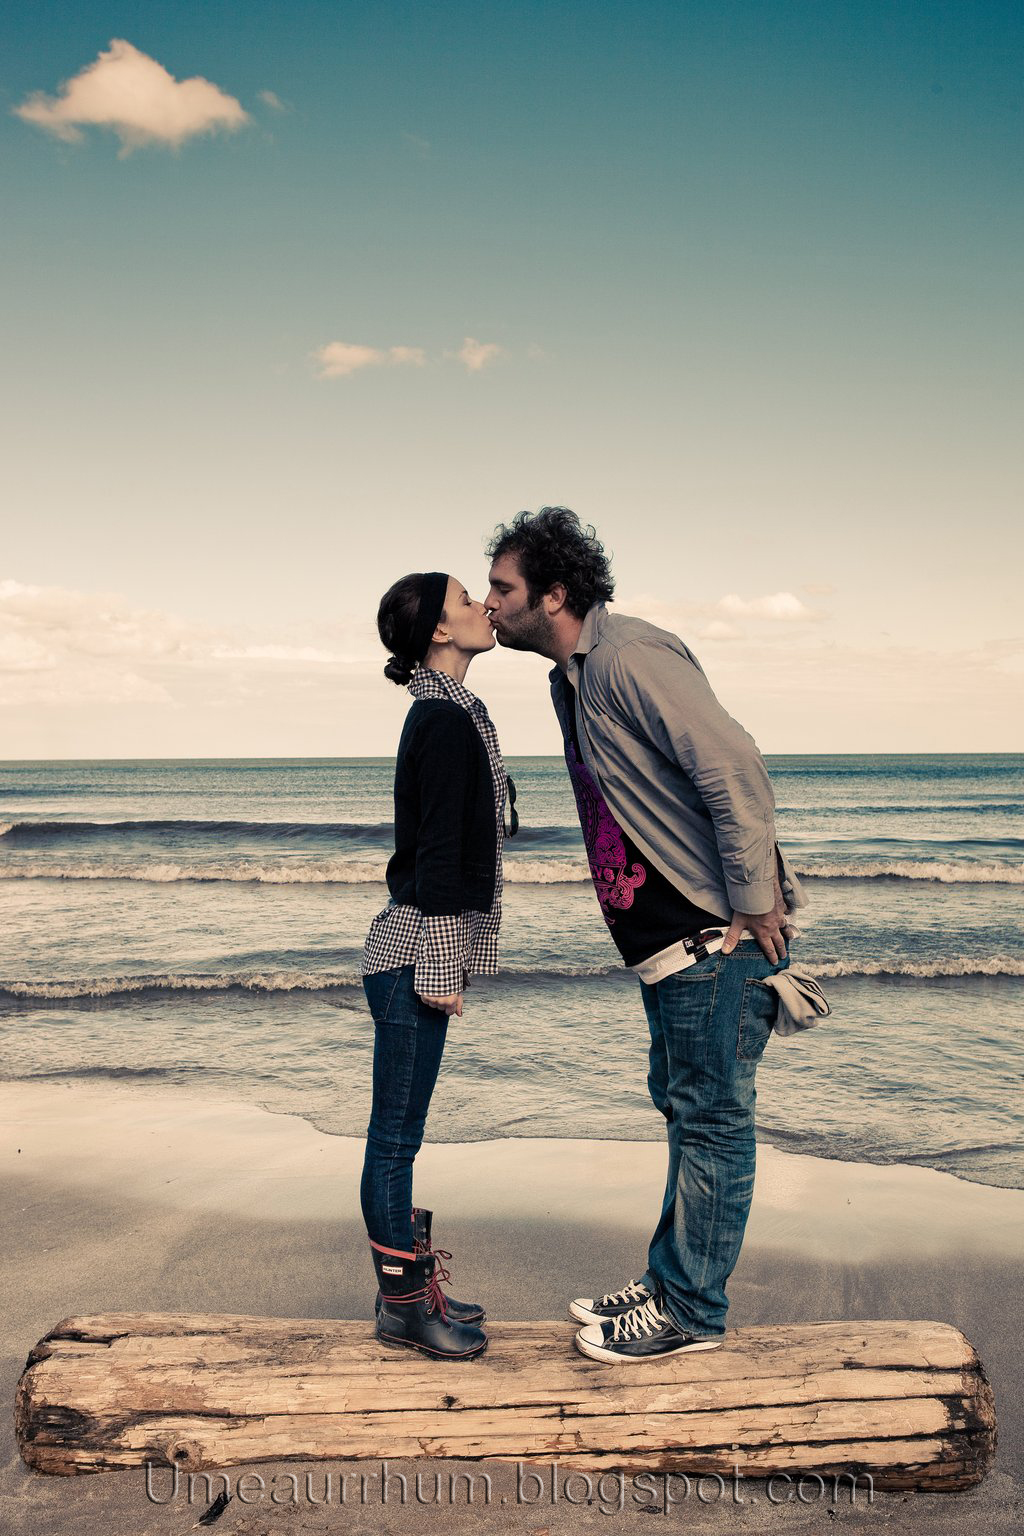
1, 1080, 1021, 1533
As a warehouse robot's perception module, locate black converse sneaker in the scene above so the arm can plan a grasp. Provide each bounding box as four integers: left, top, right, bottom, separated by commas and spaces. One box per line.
574, 1294, 723, 1363
569, 1278, 653, 1326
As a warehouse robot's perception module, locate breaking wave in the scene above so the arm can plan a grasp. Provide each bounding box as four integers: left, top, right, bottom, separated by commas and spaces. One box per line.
813, 956, 1024, 979
0, 858, 392, 884
0, 970, 366, 1001
2, 855, 1023, 885
3, 955, 1022, 1004
800, 860, 1024, 884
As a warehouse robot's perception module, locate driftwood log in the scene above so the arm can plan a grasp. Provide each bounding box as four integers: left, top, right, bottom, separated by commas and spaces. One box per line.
16, 1314, 995, 1491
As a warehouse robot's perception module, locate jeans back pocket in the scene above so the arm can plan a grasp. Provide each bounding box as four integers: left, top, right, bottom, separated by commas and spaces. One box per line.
363, 965, 408, 1024
737, 977, 777, 1061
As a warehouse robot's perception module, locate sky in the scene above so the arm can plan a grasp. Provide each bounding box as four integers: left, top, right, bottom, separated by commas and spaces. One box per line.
1, 0, 1022, 757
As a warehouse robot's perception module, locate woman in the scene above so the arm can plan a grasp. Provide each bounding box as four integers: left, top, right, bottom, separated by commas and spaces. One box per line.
361, 570, 515, 1360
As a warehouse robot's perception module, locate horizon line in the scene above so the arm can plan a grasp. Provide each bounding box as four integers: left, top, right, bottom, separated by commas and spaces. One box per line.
2, 751, 1022, 765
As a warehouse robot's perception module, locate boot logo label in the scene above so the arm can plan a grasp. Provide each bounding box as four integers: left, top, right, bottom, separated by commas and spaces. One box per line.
382, 1263, 404, 1275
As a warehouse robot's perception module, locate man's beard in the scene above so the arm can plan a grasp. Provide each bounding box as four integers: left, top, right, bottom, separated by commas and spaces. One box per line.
495, 607, 553, 654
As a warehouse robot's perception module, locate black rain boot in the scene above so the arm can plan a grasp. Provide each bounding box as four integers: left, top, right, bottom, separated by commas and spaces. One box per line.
374, 1210, 486, 1325
370, 1241, 487, 1360
412, 1207, 486, 1325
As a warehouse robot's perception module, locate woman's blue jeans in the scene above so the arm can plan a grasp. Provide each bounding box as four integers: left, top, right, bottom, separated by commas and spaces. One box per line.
360, 965, 449, 1250
638, 940, 788, 1338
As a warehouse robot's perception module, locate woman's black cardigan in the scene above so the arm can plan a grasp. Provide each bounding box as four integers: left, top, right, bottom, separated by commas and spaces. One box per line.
386, 698, 498, 918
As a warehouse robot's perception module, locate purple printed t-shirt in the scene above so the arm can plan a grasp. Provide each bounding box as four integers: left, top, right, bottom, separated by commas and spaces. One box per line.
559, 676, 724, 968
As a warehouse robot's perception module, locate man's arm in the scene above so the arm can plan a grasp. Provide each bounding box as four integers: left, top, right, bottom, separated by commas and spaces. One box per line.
607, 640, 790, 962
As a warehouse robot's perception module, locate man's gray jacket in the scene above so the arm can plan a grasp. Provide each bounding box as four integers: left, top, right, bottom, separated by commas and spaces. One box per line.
549, 603, 807, 919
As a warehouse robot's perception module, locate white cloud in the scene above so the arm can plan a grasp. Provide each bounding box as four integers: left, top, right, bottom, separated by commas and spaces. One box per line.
802, 580, 837, 597
312, 342, 427, 380
17, 670, 175, 707
211, 644, 350, 664
455, 337, 502, 372
386, 346, 427, 368
718, 591, 818, 622
0, 578, 377, 710
258, 90, 286, 112
624, 593, 809, 638
13, 40, 249, 154
311, 336, 506, 378
698, 619, 741, 641
2, 580, 1021, 753
0, 629, 55, 672
0, 579, 195, 664
619, 590, 825, 647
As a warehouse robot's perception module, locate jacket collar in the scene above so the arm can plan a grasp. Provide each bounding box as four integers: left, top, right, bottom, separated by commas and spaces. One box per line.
548, 603, 606, 687
572, 602, 605, 659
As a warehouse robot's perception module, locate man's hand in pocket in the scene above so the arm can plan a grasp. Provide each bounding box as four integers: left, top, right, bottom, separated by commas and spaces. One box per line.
721, 877, 795, 964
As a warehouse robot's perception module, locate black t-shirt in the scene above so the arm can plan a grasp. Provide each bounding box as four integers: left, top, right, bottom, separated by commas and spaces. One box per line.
560, 676, 725, 967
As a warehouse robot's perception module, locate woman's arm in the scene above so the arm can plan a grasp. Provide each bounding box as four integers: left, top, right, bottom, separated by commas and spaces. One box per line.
412, 706, 479, 916
409, 707, 481, 1006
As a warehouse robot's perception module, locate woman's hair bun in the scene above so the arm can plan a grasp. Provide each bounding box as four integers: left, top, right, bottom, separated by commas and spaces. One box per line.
377, 573, 438, 687
383, 654, 416, 686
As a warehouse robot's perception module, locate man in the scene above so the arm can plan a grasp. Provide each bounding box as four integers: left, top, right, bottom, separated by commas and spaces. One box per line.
485, 507, 806, 1363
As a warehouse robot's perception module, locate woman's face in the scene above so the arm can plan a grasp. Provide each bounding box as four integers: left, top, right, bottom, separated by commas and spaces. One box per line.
434, 576, 497, 656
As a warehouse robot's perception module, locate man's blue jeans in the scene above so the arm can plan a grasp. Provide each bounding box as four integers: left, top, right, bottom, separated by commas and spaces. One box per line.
360, 964, 449, 1250
638, 940, 786, 1338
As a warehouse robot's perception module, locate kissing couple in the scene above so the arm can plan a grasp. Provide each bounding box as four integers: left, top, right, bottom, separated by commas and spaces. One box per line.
360, 507, 807, 1364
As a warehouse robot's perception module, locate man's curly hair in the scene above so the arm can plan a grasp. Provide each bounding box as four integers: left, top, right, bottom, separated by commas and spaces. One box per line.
486, 507, 614, 619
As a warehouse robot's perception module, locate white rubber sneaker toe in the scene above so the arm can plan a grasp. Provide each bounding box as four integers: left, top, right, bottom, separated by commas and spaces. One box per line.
574, 1323, 606, 1359
568, 1297, 599, 1324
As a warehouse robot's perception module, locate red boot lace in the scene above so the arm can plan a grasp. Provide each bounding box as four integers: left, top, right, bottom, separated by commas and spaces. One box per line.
431, 1247, 454, 1286
412, 1230, 455, 1321
382, 1260, 450, 1322
425, 1260, 449, 1321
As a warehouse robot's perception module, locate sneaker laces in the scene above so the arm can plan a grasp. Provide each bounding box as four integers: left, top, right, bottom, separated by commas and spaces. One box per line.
610, 1296, 666, 1342
599, 1279, 649, 1308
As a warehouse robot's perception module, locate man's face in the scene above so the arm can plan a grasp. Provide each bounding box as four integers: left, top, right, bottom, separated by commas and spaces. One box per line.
486, 553, 554, 654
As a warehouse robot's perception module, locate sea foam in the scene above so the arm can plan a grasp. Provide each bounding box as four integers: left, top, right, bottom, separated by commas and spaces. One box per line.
2, 855, 1023, 884
3, 955, 1023, 1003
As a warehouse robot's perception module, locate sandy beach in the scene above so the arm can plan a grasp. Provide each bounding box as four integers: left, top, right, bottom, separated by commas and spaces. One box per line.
0, 1079, 1021, 1534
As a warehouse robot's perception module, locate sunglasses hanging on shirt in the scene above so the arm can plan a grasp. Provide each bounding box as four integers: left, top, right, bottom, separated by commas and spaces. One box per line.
505, 775, 519, 838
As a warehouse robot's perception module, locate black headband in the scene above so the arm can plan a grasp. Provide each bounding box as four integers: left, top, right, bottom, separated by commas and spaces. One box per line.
409, 571, 450, 663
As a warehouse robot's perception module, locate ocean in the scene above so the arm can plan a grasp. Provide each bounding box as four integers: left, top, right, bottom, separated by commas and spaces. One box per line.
1, 755, 1021, 1189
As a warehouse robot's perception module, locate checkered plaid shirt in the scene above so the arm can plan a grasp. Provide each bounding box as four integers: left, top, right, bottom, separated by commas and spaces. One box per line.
362, 667, 507, 997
